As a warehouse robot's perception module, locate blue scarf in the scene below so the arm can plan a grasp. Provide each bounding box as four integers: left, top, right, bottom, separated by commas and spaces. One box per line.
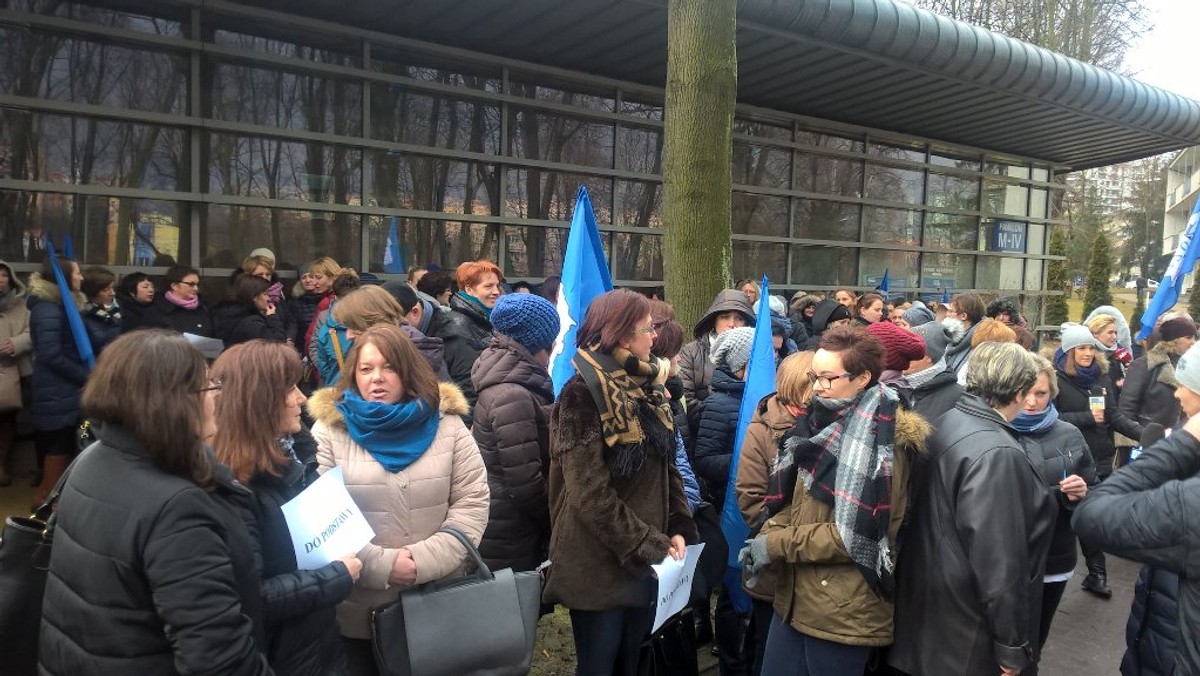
335, 391, 440, 473
1055, 348, 1101, 390
1012, 403, 1060, 434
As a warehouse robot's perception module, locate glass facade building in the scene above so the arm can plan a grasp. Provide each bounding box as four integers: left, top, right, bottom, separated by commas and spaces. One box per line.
0, 1, 1062, 301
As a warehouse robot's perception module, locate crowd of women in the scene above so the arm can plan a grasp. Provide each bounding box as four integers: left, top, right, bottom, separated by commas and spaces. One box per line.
2, 250, 1199, 676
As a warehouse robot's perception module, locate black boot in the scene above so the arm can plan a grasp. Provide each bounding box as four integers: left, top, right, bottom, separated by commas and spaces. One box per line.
1081, 552, 1112, 599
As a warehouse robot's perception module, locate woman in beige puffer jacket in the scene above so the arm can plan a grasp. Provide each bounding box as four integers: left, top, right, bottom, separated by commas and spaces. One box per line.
0, 260, 31, 486
307, 324, 489, 675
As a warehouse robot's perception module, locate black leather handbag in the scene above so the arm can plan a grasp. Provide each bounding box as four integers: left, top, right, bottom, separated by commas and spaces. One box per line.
369, 526, 543, 676
0, 451, 82, 676
638, 607, 699, 676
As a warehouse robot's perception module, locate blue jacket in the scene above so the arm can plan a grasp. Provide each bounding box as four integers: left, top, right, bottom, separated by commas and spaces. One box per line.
692, 366, 745, 509
675, 432, 701, 514
1122, 566, 1180, 676
26, 273, 89, 430
313, 310, 350, 386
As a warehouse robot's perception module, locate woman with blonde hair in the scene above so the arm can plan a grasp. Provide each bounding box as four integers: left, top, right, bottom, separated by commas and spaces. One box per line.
292, 256, 341, 346
307, 324, 488, 675
736, 350, 815, 676
332, 285, 447, 380
210, 340, 361, 675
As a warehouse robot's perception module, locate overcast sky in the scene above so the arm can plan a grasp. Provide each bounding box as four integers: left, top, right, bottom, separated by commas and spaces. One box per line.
1123, 0, 1200, 101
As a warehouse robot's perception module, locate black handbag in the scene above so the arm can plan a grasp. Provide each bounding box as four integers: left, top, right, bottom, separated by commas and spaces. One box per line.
0, 451, 82, 676
637, 607, 699, 676
369, 526, 543, 676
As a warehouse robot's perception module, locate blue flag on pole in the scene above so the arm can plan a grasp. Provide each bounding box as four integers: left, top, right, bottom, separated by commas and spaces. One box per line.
719, 275, 778, 613
549, 186, 613, 395
941, 287, 951, 304
382, 216, 406, 274
63, 233, 75, 261
1139, 195, 1200, 340
44, 240, 95, 370
878, 268, 890, 296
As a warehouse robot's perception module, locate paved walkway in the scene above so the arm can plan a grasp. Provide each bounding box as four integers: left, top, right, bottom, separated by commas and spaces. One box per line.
1041, 554, 1143, 675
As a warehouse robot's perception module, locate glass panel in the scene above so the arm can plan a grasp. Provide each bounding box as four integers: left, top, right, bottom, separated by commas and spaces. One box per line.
927, 172, 980, 211
794, 153, 862, 197
869, 141, 926, 163
923, 213, 979, 250
1030, 188, 1049, 219
0, 110, 185, 190
860, 249, 918, 289
732, 240, 787, 285
369, 151, 499, 215
981, 220, 1029, 254
922, 253, 974, 291
618, 95, 663, 120
364, 218, 496, 272
212, 26, 361, 66
1025, 259, 1043, 291
509, 75, 615, 112
616, 126, 662, 174
205, 205, 361, 270
369, 85, 501, 153
615, 181, 662, 228
510, 108, 614, 170
208, 135, 362, 205
6, 2, 185, 35
984, 161, 1031, 179
930, 148, 981, 171
1032, 168, 1050, 182
613, 232, 661, 281
794, 199, 860, 242
863, 207, 920, 246
734, 118, 792, 141
506, 169, 613, 223
983, 179, 1029, 216
791, 246, 858, 287
795, 132, 864, 153
731, 194, 789, 237
0, 27, 187, 113
976, 256, 1024, 290
371, 46, 503, 92
732, 141, 791, 189
865, 164, 924, 204
503, 226, 568, 278
0, 190, 188, 267
210, 62, 362, 136
1027, 223, 1046, 255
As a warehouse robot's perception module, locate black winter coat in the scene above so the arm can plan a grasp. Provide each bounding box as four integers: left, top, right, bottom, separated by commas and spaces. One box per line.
895, 366, 964, 427
1122, 566, 1180, 676
116, 293, 153, 334
143, 294, 215, 337
1015, 417, 1096, 575
1119, 342, 1186, 438
82, 305, 122, 354
429, 294, 493, 413
1055, 367, 1141, 476
213, 301, 288, 347
890, 395, 1056, 676
470, 334, 554, 571
39, 423, 270, 676
290, 291, 325, 347
239, 447, 354, 676
692, 367, 745, 509
1074, 429, 1200, 676
25, 273, 89, 431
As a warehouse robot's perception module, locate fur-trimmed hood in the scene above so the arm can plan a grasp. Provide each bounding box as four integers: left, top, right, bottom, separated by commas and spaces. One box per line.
0, 260, 26, 313
26, 271, 86, 310
1146, 339, 1182, 388
895, 406, 933, 457
1085, 305, 1132, 349
307, 381, 469, 428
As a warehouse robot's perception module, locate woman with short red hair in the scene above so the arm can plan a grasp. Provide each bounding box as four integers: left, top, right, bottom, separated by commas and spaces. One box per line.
427, 259, 504, 415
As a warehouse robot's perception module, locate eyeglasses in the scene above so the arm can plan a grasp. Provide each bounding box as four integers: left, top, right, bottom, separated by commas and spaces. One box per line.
178, 281, 200, 288
807, 372, 853, 389
634, 325, 658, 336
197, 379, 222, 393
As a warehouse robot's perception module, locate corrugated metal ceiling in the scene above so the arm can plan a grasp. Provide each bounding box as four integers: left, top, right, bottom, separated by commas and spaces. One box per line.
236, 0, 1200, 170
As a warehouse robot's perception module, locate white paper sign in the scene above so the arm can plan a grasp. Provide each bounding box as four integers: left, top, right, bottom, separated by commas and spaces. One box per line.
280, 466, 376, 570
649, 543, 706, 633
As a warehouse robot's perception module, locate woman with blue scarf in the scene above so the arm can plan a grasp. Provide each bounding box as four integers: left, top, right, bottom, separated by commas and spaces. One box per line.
1015, 355, 1095, 675
1053, 322, 1140, 599
308, 323, 489, 676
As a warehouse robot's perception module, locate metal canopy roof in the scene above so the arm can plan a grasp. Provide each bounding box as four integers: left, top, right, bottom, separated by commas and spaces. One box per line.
241, 0, 1200, 170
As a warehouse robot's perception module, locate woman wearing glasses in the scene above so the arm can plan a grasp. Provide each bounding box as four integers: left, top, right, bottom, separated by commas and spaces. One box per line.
739, 324, 930, 676
145, 265, 215, 338
545, 289, 698, 676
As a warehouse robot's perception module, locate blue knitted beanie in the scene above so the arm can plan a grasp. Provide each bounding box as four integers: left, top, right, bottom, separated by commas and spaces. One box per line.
491, 293, 561, 354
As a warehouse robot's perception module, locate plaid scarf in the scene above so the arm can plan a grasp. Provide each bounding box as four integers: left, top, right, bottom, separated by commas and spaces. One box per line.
572, 346, 675, 479
792, 384, 899, 600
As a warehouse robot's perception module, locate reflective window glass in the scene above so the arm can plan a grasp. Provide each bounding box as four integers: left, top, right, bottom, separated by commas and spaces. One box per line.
613, 232, 661, 281
923, 213, 979, 251
370, 85, 501, 153
205, 205, 362, 271
616, 127, 662, 174
794, 153, 862, 197
503, 226, 568, 277
615, 181, 662, 228
510, 108, 614, 170
922, 253, 975, 291
927, 172, 980, 211
865, 165, 924, 205
732, 141, 791, 189
210, 62, 362, 135
794, 199, 860, 242
369, 151, 499, 216
859, 249, 919, 289
732, 241, 788, 286
208, 135, 362, 205
732, 194, 789, 237
505, 169, 613, 224
976, 256, 1024, 290
791, 246, 858, 286
863, 207, 920, 246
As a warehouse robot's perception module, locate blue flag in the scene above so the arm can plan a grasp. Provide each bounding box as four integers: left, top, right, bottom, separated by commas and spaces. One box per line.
549, 186, 613, 395
878, 268, 890, 295
382, 216, 406, 274
63, 233, 75, 260
1139, 195, 1200, 340
941, 287, 951, 304
720, 275, 778, 613
44, 241, 94, 370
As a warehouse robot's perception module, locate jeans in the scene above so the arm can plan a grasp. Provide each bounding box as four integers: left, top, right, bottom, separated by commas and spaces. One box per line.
570, 605, 652, 676
760, 614, 871, 676
745, 598, 774, 676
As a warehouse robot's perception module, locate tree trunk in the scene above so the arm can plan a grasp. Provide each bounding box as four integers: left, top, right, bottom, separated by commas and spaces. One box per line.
662, 0, 736, 333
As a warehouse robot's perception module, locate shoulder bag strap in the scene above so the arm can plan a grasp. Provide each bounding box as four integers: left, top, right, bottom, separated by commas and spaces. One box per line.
330, 328, 345, 372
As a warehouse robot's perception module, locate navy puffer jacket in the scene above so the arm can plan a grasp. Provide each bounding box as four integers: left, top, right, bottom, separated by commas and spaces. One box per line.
692, 366, 745, 509
1122, 566, 1180, 676
26, 272, 89, 430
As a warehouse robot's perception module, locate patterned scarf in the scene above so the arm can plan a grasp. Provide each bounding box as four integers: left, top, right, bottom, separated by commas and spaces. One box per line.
572, 346, 675, 479
897, 358, 948, 391
791, 384, 899, 600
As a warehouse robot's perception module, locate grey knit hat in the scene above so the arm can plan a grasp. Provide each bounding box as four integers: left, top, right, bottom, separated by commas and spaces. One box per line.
902, 305, 936, 327
911, 322, 952, 363
1177, 342, 1200, 395
1059, 322, 1100, 353
710, 326, 756, 374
